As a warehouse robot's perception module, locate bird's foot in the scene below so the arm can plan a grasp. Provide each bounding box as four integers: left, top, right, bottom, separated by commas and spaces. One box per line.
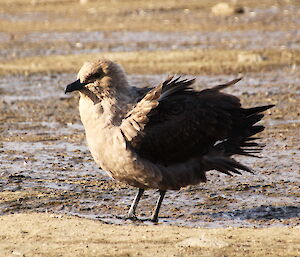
126, 214, 139, 221
150, 217, 159, 223
127, 213, 157, 222
127, 209, 138, 220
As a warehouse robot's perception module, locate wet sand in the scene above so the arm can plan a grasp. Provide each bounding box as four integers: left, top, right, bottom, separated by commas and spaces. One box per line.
0, 0, 300, 255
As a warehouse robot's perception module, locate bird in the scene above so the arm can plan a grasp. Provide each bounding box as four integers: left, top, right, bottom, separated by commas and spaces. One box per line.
65, 58, 274, 222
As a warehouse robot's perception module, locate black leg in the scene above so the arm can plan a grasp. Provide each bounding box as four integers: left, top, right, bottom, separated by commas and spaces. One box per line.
151, 190, 166, 222
127, 188, 144, 219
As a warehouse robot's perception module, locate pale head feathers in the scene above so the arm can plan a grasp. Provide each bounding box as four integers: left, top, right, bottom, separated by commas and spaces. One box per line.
77, 59, 129, 88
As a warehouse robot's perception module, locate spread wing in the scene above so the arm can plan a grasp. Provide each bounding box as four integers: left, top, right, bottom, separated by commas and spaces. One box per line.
120, 76, 193, 143
120, 76, 273, 172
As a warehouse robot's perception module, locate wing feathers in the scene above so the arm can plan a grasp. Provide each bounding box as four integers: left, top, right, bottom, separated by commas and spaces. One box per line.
120, 76, 195, 142
159, 76, 196, 100
120, 76, 273, 180
210, 77, 242, 91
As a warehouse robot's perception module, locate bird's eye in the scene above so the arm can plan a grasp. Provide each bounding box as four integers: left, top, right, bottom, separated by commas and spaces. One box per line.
86, 72, 103, 83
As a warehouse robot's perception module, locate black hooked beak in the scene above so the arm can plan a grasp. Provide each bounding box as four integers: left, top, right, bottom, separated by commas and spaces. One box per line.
65, 79, 89, 94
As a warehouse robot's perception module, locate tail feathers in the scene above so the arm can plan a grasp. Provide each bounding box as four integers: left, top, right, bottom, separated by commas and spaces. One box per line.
203, 155, 253, 176
241, 105, 274, 137
241, 141, 261, 147
214, 135, 265, 158
246, 114, 264, 127
241, 104, 274, 137
220, 104, 274, 157
248, 125, 265, 137
243, 105, 275, 116
219, 137, 265, 158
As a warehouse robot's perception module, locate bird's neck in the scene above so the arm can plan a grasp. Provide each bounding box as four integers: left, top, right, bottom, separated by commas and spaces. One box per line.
79, 81, 133, 128
103, 80, 134, 124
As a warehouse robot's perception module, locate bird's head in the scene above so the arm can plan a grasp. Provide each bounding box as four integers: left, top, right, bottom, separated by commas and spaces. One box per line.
65, 59, 127, 95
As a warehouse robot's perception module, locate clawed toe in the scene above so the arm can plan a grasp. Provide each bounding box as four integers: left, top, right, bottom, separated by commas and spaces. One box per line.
126, 214, 139, 221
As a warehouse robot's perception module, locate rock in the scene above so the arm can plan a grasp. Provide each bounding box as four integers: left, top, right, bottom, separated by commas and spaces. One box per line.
211, 3, 244, 16
211, 3, 234, 16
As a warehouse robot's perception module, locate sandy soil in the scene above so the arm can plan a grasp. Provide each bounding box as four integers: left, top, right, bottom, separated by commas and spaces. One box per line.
0, 0, 300, 256
0, 213, 299, 257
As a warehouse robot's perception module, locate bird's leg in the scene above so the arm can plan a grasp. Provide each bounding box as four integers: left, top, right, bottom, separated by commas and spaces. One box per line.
151, 190, 166, 222
127, 188, 144, 219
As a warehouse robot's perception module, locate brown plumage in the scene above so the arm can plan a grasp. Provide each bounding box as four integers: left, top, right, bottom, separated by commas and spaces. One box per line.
65, 59, 274, 222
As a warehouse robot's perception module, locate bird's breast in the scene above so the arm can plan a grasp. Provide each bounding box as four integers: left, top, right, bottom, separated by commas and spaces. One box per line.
84, 123, 163, 188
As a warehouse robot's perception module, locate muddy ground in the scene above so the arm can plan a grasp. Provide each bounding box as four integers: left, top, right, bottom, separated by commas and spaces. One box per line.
0, 0, 299, 256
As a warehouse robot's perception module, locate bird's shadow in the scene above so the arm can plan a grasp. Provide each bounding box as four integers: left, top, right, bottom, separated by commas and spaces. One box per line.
195, 205, 300, 221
